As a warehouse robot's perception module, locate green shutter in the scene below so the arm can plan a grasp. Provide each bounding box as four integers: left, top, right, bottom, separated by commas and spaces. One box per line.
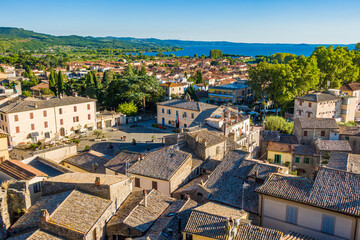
310, 158, 313, 164
295, 157, 300, 163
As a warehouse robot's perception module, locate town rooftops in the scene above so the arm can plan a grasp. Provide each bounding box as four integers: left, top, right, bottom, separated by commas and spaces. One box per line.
186, 128, 226, 147
128, 146, 191, 180
30, 82, 50, 91
256, 167, 360, 217
0, 159, 47, 180
44, 172, 128, 185
267, 142, 293, 153
339, 126, 360, 136
0, 96, 96, 113
315, 140, 352, 152
204, 150, 283, 214
157, 99, 217, 112
159, 82, 184, 88
295, 92, 340, 102
62, 151, 110, 173
106, 189, 173, 236
104, 150, 140, 174
183, 202, 247, 240
282, 231, 318, 240
295, 118, 339, 129
328, 152, 360, 173
293, 145, 317, 156
340, 82, 360, 92
234, 224, 283, 240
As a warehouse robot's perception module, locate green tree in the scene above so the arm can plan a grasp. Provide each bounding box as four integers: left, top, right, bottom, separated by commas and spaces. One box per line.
57, 70, 64, 96
138, 66, 147, 76
85, 72, 96, 98
49, 70, 57, 95
210, 49, 223, 59
102, 69, 114, 89
355, 43, 360, 51
194, 70, 203, 84
22, 90, 32, 97
117, 102, 138, 116
265, 116, 294, 135
122, 65, 135, 77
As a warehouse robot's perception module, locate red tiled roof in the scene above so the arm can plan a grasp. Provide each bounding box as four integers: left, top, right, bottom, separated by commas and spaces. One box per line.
340, 82, 360, 92
267, 142, 293, 153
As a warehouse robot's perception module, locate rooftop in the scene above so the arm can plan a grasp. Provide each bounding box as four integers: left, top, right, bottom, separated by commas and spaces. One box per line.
340, 82, 360, 92
0, 96, 95, 113
315, 140, 352, 152
0, 160, 47, 181
295, 118, 339, 129
186, 129, 226, 147
267, 142, 293, 153
328, 152, 360, 173
62, 151, 110, 173
234, 224, 283, 240
128, 146, 191, 180
210, 83, 248, 90
295, 93, 340, 102
157, 99, 217, 112
103, 151, 140, 174
256, 167, 360, 217
339, 126, 360, 136
194, 202, 245, 219
44, 172, 128, 185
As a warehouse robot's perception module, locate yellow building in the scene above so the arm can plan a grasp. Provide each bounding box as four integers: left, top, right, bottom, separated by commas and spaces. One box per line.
267, 142, 293, 168
0, 130, 9, 160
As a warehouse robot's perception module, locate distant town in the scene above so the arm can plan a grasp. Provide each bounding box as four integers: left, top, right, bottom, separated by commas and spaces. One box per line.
0, 28, 359, 240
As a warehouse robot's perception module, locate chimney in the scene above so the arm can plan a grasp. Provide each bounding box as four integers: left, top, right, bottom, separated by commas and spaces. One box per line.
73, 92, 78, 97
143, 189, 148, 207
34, 103, 38, 109
95, 177, 101, 186
40, 209, 49, 223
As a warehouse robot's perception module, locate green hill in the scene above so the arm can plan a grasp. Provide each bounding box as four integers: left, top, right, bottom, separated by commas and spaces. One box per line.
0, 27, 178, 52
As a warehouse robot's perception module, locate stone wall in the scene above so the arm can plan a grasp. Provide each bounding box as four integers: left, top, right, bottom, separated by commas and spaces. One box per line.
42, 181, 111, 200
170, 156, 192, 193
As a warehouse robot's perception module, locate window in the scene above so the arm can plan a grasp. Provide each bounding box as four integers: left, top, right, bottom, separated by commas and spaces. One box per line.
87, 104, 90, 110
33, 182, 41, 193
60, 119, 64, 125
162, 108, 164, 114
183, 112, 187, 118
345, 136, 349, 140
191, 113, 194, 119
321, 131, 325, 136
135, 178, 140, 187
16, 126, 20, 133
304, 131, 308, 136
295, 157, 300, 163
43, 110, 47, 117
14, 115, 19, 122
31, 124, 35, 130
303, 158, 313, 164
285, 206, 298, 225
168, 109, 171, 114
44, 132, 50, 138
299, 101, 302, 106
274, 154, 281, 164
322, 214, 335, 235
185, 234, 193, 240
308, 102, 312, 107
92, 228, 97, 240
152, 181, 158, 190
59, 108, 63, 114
88, 114, 91, 120
74, 106, 77, 112
184, 124, 187, 128
30, 112, 34, 119
44, 121, 48, 128
0, 114, 3, 121
73, 116, 79, 122
307, 112, 311, 118
176, 110, 178, 116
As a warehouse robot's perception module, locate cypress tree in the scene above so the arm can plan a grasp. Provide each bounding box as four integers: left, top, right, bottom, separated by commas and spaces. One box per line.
57, 71, 64, 96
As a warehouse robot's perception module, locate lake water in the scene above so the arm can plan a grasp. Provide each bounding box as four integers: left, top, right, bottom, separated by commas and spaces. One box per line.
142, 43, 355, 57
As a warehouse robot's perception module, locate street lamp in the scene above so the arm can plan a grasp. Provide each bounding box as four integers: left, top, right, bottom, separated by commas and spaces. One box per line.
242, 182, 250, 210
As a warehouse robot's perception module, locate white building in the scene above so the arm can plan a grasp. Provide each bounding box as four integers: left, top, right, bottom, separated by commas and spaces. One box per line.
0, 96, 97, 146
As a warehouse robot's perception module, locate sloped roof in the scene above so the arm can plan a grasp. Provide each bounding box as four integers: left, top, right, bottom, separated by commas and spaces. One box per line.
0, 160, 47, 180
267, 142, 293, 153
282, 231, 318, 240
295, 93, 340, 102
103, 151, 140, 174
315, 140, 352, 152
128, 146, 191, 180
204, 150, 280, 214
157, 99, 217, 112
328, 152, 360, 173
62, 152, 109, 173
0, 96, 95, 113
340, 82, 360, 92
234, 224, 283, 240
44, 172, 128, 185
256, 167, 360, 217
295, 118, 338, 129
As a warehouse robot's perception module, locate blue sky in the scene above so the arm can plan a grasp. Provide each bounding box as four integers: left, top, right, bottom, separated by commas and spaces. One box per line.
1, 0, 359, 44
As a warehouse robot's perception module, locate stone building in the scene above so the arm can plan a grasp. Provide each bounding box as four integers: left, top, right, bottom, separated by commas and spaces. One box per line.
294, 118, 339, 144
292, 145, 319, 179
159, 82, 187, 100
294, 92, 357, 122
339, 126, 360, 154
9, 173, 132, 240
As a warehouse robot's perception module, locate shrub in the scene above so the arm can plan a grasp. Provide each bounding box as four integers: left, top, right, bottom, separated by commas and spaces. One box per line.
84, 145, 90, 151
265, 116, 293, 135
117, 102, 138, 116
93, 129, 103, 139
